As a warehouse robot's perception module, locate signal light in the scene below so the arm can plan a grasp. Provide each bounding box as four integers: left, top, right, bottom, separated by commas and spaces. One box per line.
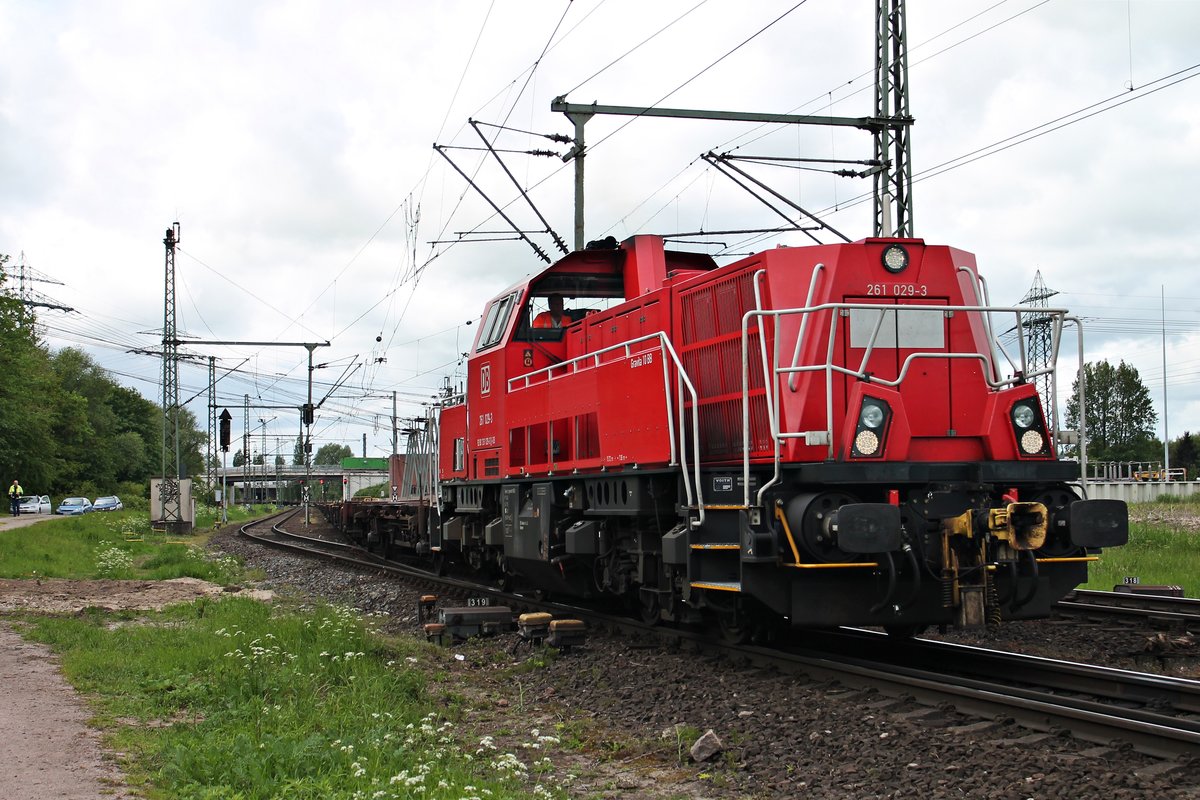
881, 243, 909, 273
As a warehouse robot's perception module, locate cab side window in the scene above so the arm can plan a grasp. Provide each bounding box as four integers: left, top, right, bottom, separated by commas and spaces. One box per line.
477, 293, 517, 351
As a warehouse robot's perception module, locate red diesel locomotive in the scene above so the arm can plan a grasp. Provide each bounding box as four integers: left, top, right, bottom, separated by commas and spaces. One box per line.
339, 234, 1128, 637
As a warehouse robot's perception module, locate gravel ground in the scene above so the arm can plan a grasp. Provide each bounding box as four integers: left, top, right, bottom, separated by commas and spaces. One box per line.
210, 521, 1200, 800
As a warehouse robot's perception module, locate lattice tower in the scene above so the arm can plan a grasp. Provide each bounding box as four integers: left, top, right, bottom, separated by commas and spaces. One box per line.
873, 0, 913, 237
160, 224, 183, 529
208, 356, 217, 496
1019, 270, 1060, 433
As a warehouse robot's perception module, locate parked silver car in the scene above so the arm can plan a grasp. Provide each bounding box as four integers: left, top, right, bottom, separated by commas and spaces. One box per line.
18, 495, 52, 514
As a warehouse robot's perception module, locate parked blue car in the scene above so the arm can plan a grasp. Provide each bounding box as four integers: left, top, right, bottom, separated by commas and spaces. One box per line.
93, 496, 123, 512
56, 497, 93, 515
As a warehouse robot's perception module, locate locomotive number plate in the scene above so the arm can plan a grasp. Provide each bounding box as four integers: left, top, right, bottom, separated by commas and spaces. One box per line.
467, 597, 492, 607
865, 283, 928, 297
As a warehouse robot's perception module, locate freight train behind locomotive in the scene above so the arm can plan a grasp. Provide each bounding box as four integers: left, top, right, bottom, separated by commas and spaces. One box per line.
331, 233, 1128, 638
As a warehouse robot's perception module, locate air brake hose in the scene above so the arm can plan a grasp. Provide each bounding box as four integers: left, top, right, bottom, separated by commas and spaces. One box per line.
869, 551, 898, 615
1011, 548, 1040, 610
895, 543, 922, 611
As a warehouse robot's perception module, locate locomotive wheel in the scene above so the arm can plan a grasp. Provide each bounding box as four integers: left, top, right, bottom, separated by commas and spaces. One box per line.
716, 610, 750, 645
639, 592, 661, 626
492, 553, 512, 592
883, 623, 928, 639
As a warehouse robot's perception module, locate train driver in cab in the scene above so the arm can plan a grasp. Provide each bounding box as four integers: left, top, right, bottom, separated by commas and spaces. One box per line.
532, 294, 575, 329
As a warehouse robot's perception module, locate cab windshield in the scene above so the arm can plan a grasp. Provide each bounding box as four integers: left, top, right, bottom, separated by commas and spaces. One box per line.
516, 273, 625, 342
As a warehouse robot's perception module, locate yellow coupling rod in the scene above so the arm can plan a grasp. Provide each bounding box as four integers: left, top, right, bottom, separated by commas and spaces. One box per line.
774, 502, 803, 564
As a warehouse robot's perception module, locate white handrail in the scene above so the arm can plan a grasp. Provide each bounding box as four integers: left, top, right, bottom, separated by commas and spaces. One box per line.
742, 299, 1074, 509
507, 331, 706, 527
786, 264, 826, 392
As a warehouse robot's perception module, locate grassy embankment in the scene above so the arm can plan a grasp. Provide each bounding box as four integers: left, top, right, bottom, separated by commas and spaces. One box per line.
0, 502, 267, 582
1081, 492, 1200, 597
0, 508, 571, 800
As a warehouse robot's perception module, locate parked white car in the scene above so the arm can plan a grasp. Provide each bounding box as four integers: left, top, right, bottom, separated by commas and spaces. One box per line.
18, 495, 52, 514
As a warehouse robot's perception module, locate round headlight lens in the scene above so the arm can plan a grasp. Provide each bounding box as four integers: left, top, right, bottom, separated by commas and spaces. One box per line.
855, 430, 881, 456
1020, 429, 1045, 455
881, 244, 909, 273
860, 403, 885, 429
1012, 403, 1036, 429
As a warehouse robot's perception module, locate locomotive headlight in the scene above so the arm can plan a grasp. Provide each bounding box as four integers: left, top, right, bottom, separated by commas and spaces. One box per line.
855, 430, 881, 456
1020, 429, 1045, 454
1012, 403, 1036, 429
852, 396, 891, 458
860, 402, 885, 429
881, 244, 909, 274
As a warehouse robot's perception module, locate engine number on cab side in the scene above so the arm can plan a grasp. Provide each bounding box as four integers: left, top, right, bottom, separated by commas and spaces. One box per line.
865, 283, 928, 297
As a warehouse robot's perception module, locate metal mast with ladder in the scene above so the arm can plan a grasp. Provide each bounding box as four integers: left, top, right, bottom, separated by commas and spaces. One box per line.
552, 0, 913, 248
159, 223, 187, 533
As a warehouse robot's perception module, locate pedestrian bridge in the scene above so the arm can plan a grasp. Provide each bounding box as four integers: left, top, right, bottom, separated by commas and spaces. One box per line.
214, 464, 388, 503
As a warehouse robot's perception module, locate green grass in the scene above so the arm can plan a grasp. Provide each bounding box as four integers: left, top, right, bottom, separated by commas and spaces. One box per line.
20, 599, 565, 799
1082, 494, 1200, 596
0, 508, 268, 581
1082, 520, 1200, 597
1143, 491, 1200, 506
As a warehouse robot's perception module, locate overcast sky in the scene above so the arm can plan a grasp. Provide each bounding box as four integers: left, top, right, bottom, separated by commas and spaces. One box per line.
2, 0, 1198, 465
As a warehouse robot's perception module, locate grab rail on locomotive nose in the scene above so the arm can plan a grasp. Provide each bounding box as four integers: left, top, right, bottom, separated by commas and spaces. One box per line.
506, 331, 706, 527
741, 300, 1083, 510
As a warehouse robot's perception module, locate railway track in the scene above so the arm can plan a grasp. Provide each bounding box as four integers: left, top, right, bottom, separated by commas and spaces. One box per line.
1055, 589, 1200, 627
794, 629, 1200, 760
238, 511, 1200, 760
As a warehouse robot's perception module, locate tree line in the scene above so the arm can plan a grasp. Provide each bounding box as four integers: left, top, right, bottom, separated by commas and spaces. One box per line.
0, 253, 206, 499
1065, 359, 1197, 478
1, 253, 360, 501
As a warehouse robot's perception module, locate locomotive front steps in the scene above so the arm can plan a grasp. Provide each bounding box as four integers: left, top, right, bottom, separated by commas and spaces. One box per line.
688, 505, 747, 589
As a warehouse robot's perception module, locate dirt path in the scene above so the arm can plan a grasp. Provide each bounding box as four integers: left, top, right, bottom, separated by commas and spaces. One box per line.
0, 623, 134, 799
0, 576, 262, 799
0, 526, 258, 800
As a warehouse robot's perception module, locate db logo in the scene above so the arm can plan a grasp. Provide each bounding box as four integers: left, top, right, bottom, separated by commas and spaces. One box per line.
479, 363, 491, 396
